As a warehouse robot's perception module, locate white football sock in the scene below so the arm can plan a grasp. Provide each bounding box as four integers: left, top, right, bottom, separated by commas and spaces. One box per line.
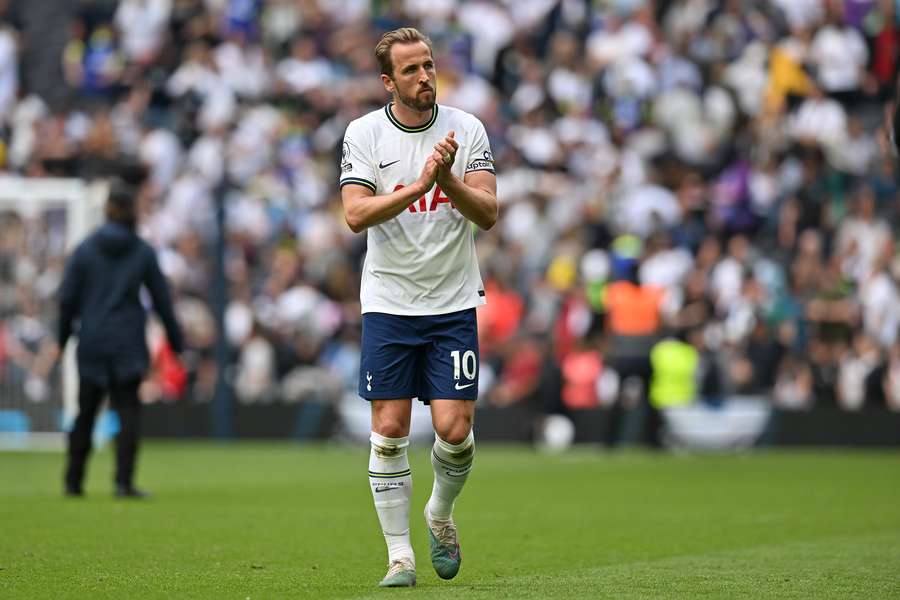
369, 432, 414, 565
427, 430, 475, 520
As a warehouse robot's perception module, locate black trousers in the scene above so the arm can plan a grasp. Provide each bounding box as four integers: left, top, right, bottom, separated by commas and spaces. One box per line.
65, 377, 142, 490
604, 355, 661, 449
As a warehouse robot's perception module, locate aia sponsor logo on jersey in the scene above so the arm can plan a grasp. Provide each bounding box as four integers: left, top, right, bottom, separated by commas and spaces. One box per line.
394, 184, 455, 213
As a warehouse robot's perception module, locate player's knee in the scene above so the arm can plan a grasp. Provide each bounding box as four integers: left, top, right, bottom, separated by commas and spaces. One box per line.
443, 431, 468, 446
373, 420, 408, 440
434, 412, 473, 446
371, 400, 412, 438
437, 424, 472, 447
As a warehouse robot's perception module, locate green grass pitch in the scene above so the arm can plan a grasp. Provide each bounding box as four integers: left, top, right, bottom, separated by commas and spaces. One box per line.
1, 443, 899, 599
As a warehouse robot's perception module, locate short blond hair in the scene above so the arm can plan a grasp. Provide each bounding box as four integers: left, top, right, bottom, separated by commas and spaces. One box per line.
375, 27, 433, 77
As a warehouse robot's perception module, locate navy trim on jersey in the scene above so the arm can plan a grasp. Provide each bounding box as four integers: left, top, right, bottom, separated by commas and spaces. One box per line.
340, 177, 377, 192
384, 102, 439, 133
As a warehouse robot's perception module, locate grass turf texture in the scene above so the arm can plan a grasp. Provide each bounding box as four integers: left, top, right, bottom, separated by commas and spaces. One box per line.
1, 444, 898, 599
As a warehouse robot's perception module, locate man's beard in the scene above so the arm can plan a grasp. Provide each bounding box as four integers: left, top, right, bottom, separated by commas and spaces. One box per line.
398, 86, 435, 113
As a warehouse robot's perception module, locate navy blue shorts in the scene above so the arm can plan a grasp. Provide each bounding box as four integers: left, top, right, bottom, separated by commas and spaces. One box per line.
359, 308, 479, 403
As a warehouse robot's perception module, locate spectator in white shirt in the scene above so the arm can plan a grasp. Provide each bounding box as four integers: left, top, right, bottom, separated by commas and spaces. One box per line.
789, 85, 847, 151
276, 37, 334, 95
809, 9, 869, 96
115, 0, 173, 65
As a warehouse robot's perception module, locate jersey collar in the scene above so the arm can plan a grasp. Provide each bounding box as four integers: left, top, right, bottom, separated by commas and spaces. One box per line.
384, 102, 439, 133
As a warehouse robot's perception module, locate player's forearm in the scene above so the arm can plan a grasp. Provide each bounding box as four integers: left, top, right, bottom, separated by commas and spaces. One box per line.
344, 185, 426, 233
438, 173, 498, 230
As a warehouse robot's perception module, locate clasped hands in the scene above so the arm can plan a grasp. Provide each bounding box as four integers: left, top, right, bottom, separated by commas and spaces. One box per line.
414, 130, 460, 193
430, 130, 458, 181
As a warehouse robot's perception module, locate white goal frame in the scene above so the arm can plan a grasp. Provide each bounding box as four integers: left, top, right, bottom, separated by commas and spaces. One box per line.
0, 176, 108, 449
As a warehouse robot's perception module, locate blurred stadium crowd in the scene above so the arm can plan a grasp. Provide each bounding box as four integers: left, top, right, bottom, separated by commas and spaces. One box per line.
1, 0, 899, 416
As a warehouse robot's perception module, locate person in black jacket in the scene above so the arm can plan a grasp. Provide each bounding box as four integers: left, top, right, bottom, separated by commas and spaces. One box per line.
56, 180, 183, 498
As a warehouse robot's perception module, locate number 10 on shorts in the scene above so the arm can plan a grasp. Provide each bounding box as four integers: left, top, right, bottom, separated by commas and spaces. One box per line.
451, 350, 477, 381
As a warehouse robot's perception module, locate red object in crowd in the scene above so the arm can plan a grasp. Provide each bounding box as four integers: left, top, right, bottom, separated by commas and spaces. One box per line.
155, 341, 187, 400
554, 293, 591, 361
872, 24, 899, 87
496, 339, 542, 402
477, 279, 524, 355
561, 349, 603, 409
0, 325, 6, 371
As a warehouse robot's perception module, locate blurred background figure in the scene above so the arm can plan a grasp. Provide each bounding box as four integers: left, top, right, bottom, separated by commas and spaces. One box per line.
56, 179, 183, 498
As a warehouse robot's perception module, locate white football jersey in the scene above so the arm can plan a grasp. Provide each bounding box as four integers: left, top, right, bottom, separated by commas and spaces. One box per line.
340, 103, 495, 316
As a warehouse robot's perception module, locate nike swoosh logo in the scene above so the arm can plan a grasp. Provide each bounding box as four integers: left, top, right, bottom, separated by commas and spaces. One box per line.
374, 486, 391, 493
454, 382, 475, 390
379, 160, 400, 169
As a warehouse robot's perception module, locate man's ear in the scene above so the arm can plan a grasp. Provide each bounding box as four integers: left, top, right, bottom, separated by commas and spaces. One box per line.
381, 73, 394, 94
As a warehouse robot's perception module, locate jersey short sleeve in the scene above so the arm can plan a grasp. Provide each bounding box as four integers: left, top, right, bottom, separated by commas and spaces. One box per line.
464, 120, 495, 175
339, 121, 376, 193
